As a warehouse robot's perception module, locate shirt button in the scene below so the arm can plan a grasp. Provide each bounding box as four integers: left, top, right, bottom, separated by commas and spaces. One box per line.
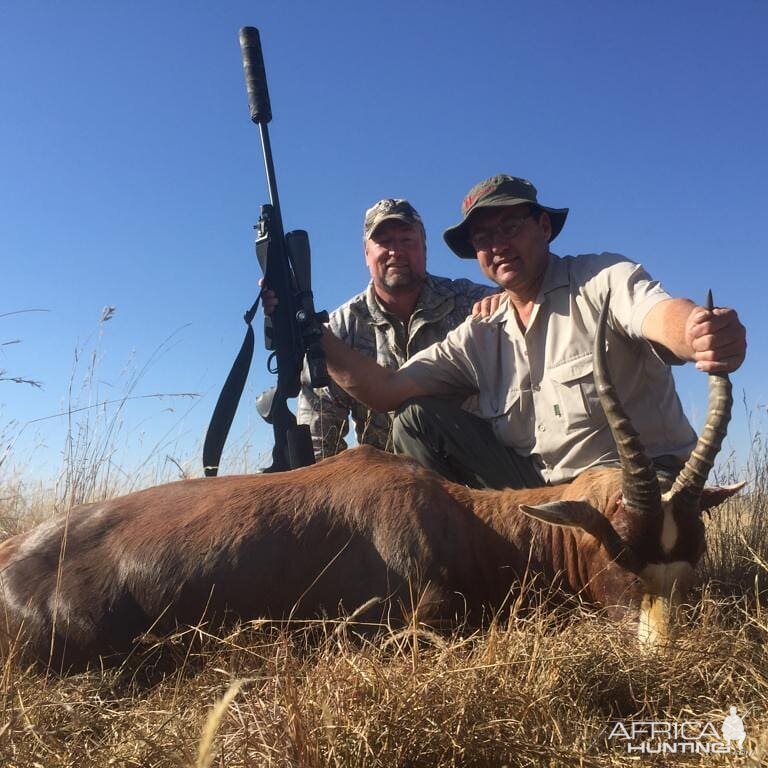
538, 424, 546, 432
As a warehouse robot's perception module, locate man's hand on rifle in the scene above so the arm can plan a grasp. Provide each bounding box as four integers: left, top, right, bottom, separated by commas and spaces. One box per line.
259, 279, 279, 315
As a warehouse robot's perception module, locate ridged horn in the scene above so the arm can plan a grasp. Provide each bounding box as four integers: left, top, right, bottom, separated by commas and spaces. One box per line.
593, 291, 661, 514
668, 291, 733, 513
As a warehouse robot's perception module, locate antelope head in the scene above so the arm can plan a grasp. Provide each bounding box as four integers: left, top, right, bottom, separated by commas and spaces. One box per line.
521, 293, 743, 645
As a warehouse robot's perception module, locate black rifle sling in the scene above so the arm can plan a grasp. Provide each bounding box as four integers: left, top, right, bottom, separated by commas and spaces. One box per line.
202, 293, 262, 477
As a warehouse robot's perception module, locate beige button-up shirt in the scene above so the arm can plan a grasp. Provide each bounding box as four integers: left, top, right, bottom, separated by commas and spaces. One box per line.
400, 252, 697, 484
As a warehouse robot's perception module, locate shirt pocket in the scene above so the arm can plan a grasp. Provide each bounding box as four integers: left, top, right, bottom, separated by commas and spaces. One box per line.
546, 355, 601, 429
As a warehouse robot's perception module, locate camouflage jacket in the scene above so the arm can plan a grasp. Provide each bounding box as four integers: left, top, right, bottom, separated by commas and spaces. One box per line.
297, 273, 496, 458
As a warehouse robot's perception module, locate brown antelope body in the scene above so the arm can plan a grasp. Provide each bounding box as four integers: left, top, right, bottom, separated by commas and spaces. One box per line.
0, 302, 741, 668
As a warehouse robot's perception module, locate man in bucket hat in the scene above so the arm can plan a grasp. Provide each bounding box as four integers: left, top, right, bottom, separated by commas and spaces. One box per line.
297, 198, 498, 459
320, 174, 746, 489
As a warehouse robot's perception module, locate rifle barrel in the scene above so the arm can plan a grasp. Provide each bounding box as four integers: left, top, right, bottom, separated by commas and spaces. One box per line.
258, 122, 283, 234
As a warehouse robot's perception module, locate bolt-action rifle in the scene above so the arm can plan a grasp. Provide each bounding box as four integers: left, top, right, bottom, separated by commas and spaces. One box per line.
203, 27, 329, 476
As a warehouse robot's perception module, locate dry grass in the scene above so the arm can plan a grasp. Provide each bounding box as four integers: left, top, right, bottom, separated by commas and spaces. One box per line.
0, 597, 765, 767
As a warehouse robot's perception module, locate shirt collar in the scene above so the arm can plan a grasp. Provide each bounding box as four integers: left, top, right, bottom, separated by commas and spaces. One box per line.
539, 252, 568, 295
364, 273, 454, 325
496, 252, 565, 332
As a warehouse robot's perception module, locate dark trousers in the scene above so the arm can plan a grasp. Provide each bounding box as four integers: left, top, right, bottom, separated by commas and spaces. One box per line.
392, 397, 546, 490
392, 396, 685, 491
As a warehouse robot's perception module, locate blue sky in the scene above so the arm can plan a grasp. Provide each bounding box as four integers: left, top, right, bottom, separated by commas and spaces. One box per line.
1, 1, 766, 483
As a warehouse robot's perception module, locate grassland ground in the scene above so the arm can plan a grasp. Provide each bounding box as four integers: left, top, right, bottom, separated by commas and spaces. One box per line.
0, 589, 765, 767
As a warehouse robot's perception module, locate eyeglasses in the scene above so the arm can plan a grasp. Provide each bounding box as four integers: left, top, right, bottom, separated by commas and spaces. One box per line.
469, 212, 534, 252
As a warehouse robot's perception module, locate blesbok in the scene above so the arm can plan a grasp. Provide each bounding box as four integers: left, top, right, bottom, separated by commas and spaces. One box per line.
0, 300, 741, 669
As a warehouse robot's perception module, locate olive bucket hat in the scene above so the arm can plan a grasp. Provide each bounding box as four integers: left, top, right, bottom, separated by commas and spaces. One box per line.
443, 174, 569, 259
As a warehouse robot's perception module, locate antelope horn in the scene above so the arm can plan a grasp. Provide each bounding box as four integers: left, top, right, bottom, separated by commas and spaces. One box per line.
669, 291, 733, 513
593, 292, 661, 514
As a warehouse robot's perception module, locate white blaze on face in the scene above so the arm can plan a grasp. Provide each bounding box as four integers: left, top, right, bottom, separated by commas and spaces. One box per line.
637, 561, 696, 647
660, 495, 678, 556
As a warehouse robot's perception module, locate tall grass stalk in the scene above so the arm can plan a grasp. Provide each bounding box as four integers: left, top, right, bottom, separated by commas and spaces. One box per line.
56, 315, 202, 511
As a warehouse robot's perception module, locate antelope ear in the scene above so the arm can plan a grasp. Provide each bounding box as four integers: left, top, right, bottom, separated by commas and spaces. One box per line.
520, 501, 642, 573
519, 500, 602, 532
699, 482, 746, 513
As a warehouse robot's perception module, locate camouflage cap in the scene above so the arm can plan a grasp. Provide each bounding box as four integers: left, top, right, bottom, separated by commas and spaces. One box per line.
363, 198, 425, 241
443, 174, 569, 259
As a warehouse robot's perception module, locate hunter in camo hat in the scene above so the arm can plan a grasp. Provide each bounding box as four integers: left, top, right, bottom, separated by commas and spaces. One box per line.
443, 174, 569, 259
296, 195, 496, 461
